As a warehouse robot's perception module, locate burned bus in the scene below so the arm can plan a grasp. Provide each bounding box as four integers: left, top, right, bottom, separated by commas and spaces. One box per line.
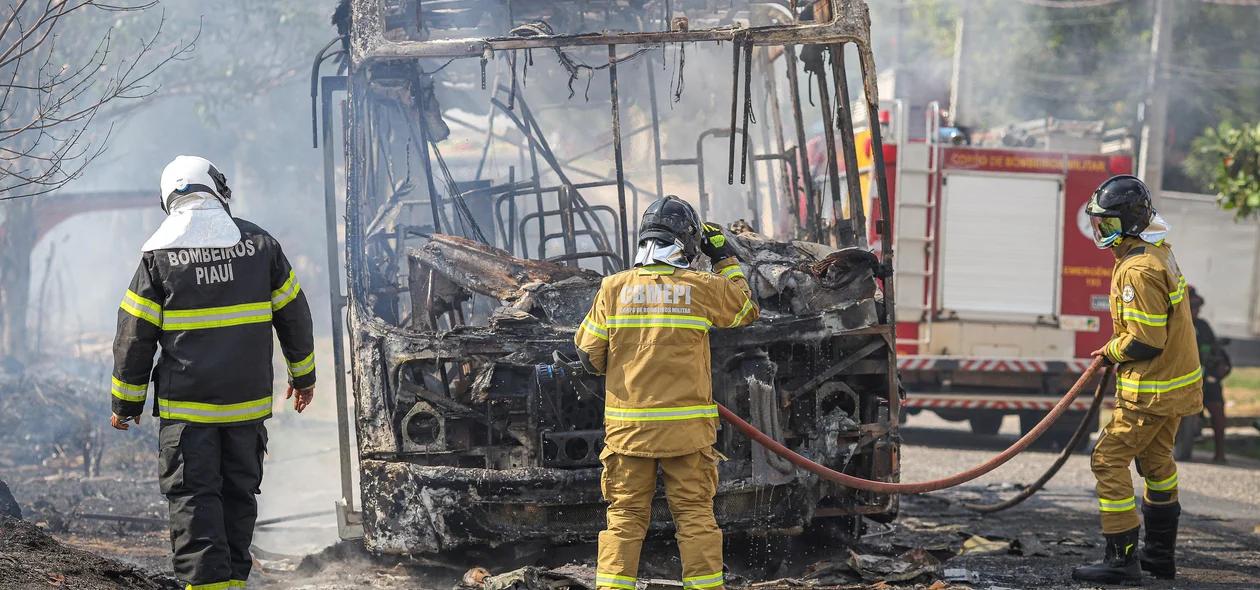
313, 0, 902, 554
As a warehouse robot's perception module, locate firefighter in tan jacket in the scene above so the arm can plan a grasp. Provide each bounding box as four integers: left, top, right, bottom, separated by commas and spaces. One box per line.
1074, 175, 1203, 585
575, 196, 758, 590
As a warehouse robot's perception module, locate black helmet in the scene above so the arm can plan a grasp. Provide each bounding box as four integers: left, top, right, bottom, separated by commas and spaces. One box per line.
639, 195, 702, 259
1187, 285, 1204, 309
1086, 175, 1153, 248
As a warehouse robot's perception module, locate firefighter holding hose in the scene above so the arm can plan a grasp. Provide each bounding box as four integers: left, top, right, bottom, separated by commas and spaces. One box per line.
1073, 175, 1202, 584
575, 196, 759, 590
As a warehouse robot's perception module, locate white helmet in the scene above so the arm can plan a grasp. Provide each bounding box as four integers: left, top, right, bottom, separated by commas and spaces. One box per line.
159, 155, 232, 213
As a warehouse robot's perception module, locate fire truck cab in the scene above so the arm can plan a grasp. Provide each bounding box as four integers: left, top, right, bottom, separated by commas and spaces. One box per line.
859, 102, 1126, 443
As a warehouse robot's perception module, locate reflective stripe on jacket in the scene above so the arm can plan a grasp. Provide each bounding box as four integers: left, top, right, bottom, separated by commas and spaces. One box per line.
1102, 237, 1203, 417
574, 257, 759, 458
111, 218, 316, 425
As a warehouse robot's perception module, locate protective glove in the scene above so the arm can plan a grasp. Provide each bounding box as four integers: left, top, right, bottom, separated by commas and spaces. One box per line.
700, 222, 735, 261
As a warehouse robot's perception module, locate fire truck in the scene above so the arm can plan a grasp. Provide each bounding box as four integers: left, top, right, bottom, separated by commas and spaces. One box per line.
842, 103, 1127, 444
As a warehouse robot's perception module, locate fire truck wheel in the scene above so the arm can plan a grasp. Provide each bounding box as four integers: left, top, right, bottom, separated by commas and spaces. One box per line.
968, 414, 1004, 436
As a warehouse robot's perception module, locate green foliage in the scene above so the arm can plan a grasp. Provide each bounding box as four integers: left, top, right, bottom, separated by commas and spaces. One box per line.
1185, 121, 1260, 220
869, 2, 1260, 194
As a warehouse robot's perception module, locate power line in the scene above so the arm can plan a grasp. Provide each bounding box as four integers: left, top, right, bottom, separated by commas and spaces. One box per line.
1015, 0, 1126, 8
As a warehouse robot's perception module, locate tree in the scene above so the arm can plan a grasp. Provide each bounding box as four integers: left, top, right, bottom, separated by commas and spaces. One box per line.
1184, 120, 1260, 220
0, 0, 333, 361
0, 1, 196, 360
869, 1, 1260, 198
0, 1, 197, 197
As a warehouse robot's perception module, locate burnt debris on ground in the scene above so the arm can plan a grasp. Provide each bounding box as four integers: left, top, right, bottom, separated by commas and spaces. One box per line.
0, 515, 179, 590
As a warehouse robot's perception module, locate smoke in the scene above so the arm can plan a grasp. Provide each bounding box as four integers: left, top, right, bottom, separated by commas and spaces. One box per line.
425, 38, 818, 256
33, 0, 1260, 556
865, 0, 1260, 194
20, 0, 347, 550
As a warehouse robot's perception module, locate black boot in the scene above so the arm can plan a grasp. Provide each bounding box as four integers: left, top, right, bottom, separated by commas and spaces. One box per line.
1140, 501, 1180, 580
1071, 526, 1143, 586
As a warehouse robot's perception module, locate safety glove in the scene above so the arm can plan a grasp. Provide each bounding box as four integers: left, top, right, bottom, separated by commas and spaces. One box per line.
700, 222, 735, 262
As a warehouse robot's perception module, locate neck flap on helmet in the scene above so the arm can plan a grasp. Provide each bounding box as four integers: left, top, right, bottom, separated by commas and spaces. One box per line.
1139, 212, 1170, 245
634, 238, 691, 269
141, 195, 242, 252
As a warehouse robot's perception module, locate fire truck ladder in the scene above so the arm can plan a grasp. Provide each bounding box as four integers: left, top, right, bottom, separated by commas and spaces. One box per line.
892, 100, 942, 347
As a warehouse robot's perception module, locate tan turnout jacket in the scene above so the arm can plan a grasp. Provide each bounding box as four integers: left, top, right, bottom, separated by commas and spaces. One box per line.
575, 257, 759, 458
1102, 237, 1203, 417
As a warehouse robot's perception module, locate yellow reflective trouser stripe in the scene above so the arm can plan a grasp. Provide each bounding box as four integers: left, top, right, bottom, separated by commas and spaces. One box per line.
186, 582, 239, 590
1117, 366, 1203, 395
606, 404, 719, 421
1100, 496, 1136, 512
683, 573, 724, 589
729, 299, 753, 327
121, 290, 162, 327
111, 377, 147, 402
720, 265, 744, 279
596, 574, 636, 590
607, 314, 711, 331
1169, 275, 1187, 304
1121, 308, 1167, 326
159, 397, 272, 423
581, 317, 609, 340
271, 269, 302, 311
1146, 472, 1178, 491
288, 352, 315, 378
162, 301, 272, 330
185, 582, 245, 590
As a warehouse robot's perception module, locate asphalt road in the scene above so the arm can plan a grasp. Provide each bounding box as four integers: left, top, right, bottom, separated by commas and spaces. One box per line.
898, 411, 1260, 589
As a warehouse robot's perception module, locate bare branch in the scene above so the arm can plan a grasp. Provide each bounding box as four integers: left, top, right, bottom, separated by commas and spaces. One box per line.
0, 2, 194, 197
0, 0, 34, 44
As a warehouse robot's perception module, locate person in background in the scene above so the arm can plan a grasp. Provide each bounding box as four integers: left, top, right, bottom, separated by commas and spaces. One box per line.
1188, 286, 1231, 464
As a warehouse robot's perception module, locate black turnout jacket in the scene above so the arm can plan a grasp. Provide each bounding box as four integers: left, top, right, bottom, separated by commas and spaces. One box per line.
111, 218, 315, 424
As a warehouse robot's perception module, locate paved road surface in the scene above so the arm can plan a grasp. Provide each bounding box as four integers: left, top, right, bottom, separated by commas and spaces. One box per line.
898, 411, 1260, 588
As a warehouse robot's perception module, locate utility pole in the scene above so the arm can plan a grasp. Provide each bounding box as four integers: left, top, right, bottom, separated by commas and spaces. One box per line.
947, 3, 972, 128
1139, 0, 1175, 209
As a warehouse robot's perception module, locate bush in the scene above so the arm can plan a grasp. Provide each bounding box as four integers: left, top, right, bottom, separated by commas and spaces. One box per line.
1185, 121, 1260, 220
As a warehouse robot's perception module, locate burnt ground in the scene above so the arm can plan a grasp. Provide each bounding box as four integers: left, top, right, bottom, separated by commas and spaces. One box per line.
4, 371, 1260, 589
0, 517, 179, 590
7, 446, 1260, 590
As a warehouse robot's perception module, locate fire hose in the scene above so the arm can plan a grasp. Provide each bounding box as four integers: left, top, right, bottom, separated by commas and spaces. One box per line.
715, 356, 1107, 495
962, 365, 1113, 512
549, 354, 1107, 500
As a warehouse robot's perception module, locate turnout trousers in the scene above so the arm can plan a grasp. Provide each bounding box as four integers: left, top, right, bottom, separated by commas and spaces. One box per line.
597, 448, 724, 590
1092, 406, 1180, 534
158, 421, 267, 589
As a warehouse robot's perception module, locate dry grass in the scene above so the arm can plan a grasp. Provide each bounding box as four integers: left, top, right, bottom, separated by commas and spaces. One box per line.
1223, 367, 1260, 417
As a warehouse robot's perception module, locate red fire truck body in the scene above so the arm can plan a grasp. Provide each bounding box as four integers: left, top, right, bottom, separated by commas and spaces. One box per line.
863, 109, 1129, 440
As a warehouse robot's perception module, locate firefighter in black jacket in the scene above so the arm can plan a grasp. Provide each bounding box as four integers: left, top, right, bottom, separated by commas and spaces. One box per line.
111, 156, 316, 590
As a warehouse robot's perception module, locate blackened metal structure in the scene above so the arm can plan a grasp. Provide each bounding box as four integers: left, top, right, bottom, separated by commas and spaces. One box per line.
314, 0, 901, 555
